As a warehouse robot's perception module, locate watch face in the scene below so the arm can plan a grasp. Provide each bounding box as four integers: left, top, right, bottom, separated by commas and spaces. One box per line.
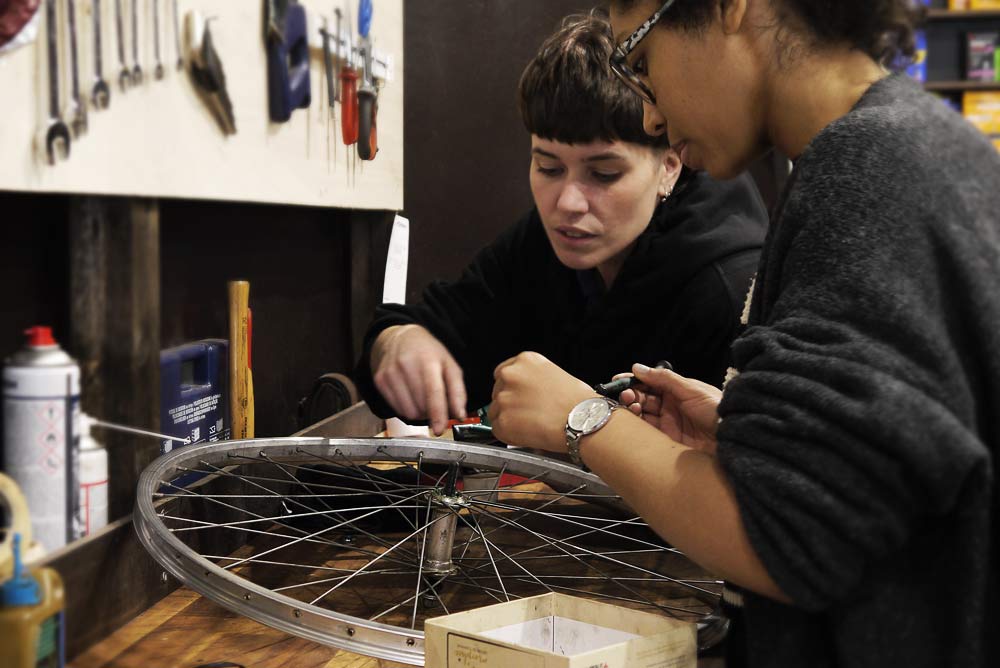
568, 398, 611, 433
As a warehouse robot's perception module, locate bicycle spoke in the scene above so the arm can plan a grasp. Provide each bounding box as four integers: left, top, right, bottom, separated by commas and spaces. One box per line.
135, 439, 722, 663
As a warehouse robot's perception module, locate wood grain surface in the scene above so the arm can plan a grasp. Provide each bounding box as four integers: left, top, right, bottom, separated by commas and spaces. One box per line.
71, 584, 723, 668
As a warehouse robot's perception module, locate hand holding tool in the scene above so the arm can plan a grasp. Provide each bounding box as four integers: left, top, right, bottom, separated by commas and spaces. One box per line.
90, 0, 111, 108
265, 0, 311, 123
42, 0, 71, 164
593, 360, 673, 398
187, 11, 236, 135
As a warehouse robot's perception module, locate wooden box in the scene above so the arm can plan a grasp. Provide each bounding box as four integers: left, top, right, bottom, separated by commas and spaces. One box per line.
425, 593, 696, 668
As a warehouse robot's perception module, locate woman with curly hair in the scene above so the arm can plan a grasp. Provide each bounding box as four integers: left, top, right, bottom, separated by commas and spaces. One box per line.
489, 2, 999, 667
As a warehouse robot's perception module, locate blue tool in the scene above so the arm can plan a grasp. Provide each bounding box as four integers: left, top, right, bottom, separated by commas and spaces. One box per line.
358, 0, 372, 38
158, 340, 230, 493
160, 340, 230, 455
266, 0, 311, 123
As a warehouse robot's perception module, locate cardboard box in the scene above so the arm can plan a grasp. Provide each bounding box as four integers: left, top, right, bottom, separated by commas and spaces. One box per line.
425, 593, 697, 668
964, 91, 1000, 133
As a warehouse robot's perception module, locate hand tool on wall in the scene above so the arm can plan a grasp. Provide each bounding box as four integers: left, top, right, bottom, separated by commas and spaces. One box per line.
65, 0, 87, 137
90, 0, 110, 108
171, 0, 181, 70
42, 0, 70, 164
355, 0, 377, 161
228, 281, 254, 440
152, 0, 163, 79
265, 0, 311, 123
114, 0, 131, 90
187, 10, 236, 135
339, 2, 358, 183
130, 0, 142, 84
319, 18, 336, 118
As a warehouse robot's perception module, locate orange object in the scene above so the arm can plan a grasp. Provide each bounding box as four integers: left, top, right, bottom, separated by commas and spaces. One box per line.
340, 67, 359, 145
228, 281, 254, 439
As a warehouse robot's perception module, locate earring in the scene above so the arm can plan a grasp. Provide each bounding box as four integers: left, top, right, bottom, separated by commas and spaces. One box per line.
659, 187, 672, 203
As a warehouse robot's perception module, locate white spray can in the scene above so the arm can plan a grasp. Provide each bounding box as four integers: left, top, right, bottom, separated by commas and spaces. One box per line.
2, 327, 82, 552
78, 413, 108, 536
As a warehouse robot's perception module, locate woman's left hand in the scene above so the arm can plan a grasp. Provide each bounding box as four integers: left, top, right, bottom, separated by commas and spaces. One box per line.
489, 352, 597, 452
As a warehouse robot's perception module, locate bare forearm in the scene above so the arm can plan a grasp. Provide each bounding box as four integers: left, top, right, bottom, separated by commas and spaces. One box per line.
582, 411, 791, 603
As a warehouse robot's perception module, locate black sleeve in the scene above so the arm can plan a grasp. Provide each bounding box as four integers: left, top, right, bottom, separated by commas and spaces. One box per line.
716, 159, 991, 611
666, 247, 759, 387
354, 213, 536, 418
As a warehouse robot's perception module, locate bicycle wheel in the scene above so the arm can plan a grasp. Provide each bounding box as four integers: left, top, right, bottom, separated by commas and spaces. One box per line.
134, 437, 723, 665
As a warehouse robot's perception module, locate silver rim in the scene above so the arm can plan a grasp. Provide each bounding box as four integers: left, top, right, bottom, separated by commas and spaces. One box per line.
134, 437, 721, 665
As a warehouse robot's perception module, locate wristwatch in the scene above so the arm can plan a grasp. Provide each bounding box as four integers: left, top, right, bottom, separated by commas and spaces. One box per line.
565, 397, 620, 468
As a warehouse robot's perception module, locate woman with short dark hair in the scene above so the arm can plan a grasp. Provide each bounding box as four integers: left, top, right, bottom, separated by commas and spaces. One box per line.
490, 2, 999, 667
355, 11, 768, 434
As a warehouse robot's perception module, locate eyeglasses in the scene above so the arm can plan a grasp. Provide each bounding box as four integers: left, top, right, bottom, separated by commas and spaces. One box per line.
609, 0, 677, 105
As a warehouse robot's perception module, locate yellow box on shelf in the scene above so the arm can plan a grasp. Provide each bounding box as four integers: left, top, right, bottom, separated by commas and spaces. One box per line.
963, 91, 1000, 133
970, 0, 1000, 9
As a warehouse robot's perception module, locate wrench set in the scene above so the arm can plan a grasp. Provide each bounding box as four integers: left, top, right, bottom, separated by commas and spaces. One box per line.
40, 0, 180, 164
31, 0, 393, 183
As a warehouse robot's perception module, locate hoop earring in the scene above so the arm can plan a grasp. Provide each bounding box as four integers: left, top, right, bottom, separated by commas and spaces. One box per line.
660, 187, 672, 203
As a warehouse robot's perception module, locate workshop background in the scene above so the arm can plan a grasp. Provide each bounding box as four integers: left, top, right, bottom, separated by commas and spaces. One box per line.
2, 0, 998, 665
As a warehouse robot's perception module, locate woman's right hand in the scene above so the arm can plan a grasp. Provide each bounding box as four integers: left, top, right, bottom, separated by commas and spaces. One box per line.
618, 363, 721, 455
371, 325, 467, 435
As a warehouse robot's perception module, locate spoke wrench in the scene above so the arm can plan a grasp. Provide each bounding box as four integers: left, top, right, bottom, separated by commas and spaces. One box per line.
131, 0, 142, 84
91, 0, 111, 108
43, 0, 71, 164
153, 0, 164, 79
114, 0, 131, 90
66, 0, 88, 136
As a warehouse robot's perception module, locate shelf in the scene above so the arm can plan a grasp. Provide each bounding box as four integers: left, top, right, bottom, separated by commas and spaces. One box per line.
926, 9, 1000, 20
925, 80, 1000, 91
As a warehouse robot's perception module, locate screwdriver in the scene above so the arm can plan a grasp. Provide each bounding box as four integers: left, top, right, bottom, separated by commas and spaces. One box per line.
593, 360, 673, 398
340, 1, 359, 185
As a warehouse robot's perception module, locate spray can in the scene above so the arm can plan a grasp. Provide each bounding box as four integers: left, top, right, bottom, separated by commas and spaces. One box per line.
78, 414, 109, 536
0, 534, 66, 668
2, 327, 82, 552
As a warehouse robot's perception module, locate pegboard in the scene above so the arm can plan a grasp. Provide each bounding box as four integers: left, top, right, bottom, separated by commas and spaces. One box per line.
0, 0, 403, 210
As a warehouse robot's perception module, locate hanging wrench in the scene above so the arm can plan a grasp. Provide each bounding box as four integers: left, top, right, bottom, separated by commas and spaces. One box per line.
43, 0, 71, 164
91, 0, 111, 108
66, 0, 87, 136
114, 0, 131, 90
152, 0, 163, 79
172, 0, 182, 70
131, 0, 143, 84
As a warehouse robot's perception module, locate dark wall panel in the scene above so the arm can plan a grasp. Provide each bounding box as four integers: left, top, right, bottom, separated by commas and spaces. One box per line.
160, 200, 354, 437
0, 192, 70, 356
403, 1, 595, 302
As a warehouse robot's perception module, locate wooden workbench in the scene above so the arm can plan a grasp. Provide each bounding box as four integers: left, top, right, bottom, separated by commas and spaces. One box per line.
64, 404, 724, 667
72, 586, 411, 668
72, 584, 724, 668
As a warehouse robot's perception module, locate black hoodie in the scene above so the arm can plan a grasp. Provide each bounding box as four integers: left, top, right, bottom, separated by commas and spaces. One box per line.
355, 171, 769, 418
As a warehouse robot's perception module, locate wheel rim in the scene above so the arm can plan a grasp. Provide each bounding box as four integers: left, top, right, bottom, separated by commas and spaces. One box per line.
134, 437, 721, 665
